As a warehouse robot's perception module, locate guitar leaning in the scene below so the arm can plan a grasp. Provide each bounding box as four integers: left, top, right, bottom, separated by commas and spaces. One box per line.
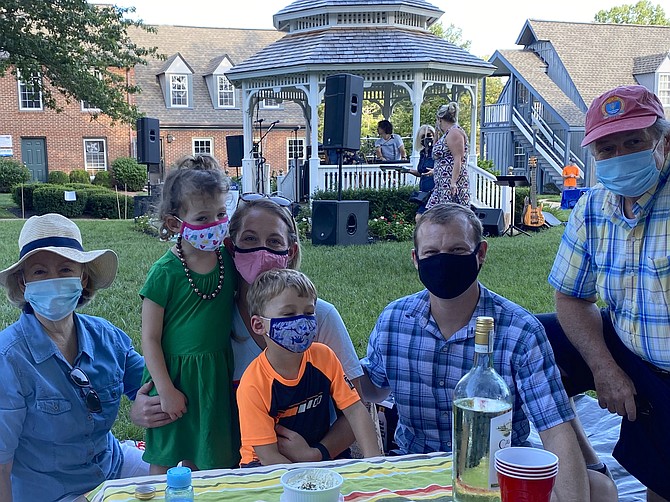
522, 157, 545, 228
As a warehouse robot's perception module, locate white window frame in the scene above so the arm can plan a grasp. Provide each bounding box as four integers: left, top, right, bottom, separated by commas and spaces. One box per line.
83, 138, 107, 172
192, 137, 213, 156
81, 100, 101, 112
287, 137, 306, 170
170, 74, 189, 107
260, 98, 281, 109
17, 72, 43, 111
659, 73, 670, 107
217, 75, 235, 108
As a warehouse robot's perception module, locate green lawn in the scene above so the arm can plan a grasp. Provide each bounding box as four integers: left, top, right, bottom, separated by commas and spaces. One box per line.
0, 193, 18, 218
0, 219, 567, 440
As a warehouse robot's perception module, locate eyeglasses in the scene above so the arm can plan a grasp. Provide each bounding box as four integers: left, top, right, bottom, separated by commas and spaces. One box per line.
69, 367, 102, 414
239, 192, 293, 207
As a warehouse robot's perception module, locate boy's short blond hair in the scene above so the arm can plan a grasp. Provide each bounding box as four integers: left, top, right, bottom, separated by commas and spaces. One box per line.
247, 268, 317, 318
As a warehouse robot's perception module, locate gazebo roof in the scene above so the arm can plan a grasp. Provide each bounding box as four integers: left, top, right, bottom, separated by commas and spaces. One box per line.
227, 27, 493, 79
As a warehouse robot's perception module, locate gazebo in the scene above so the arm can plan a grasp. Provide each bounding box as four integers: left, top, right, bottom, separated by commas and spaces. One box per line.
226, 0, 495, 197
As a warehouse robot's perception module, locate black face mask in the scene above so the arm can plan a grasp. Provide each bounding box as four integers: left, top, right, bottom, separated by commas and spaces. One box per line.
417, 243, 481, 299
421, 137, 434, 149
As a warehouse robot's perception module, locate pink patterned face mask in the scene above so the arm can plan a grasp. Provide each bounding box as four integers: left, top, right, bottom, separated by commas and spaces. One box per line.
179, 217, 229, 251
233, 246, 290, 284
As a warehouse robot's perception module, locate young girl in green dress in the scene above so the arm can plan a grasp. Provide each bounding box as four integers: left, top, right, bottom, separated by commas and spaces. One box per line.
140, 155, 239, 474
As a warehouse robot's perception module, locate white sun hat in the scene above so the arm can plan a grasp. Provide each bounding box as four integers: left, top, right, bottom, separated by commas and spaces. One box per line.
0, 213, 118, 290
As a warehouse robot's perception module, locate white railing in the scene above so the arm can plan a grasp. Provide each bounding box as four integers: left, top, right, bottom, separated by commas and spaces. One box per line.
318, 163, 418, 191
469, 162, 505, 211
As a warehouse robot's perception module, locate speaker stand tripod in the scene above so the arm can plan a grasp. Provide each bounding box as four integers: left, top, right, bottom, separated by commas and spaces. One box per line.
495, 175, 530, 237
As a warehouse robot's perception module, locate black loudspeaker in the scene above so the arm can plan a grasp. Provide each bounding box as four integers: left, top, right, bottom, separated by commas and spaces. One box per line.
226, 135, 244, 167
311, 200, 369, 246
474, 208, 504, 237
136, 117, 160, 165
322, 74, 364, 152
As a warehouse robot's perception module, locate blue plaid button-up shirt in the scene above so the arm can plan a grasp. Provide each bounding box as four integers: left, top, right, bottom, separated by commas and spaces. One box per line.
361, 286, 573, 455
548, 156, 670, 370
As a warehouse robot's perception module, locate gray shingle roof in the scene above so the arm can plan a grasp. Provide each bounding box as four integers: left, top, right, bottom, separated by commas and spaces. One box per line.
227, 27, 493, 78
275, 0, 443, 17
633, 52, 668, 75
522, 20, 670, 106
495, 50, 585, 127
129, 25, 293, 127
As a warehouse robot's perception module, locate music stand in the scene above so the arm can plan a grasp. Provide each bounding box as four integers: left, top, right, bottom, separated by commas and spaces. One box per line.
495, 175, 530, 237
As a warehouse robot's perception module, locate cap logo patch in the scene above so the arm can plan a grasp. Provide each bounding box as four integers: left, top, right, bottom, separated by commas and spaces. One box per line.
602, 96, 624, 118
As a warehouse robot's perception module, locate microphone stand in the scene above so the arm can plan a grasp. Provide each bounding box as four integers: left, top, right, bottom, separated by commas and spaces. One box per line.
255, 121, 279, 194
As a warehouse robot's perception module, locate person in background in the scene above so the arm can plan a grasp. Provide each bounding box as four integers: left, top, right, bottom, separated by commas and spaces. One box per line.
140, 154, 240, 473
0, 214, 149, 502
375, 119, 407, 161
408, 124, 436, 221
225, 194, 364, 462
237, 268, 381, 466
562, 158, 579, 189
360, 203, 617, 502
541, 85, 670, 501
426, 102, 470, 208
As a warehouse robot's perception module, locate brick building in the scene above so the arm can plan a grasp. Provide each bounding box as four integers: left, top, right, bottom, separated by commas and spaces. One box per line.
0, 25, 305, 183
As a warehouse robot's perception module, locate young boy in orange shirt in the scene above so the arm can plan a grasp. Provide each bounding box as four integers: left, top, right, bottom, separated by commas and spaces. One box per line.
237, 268, 381, 466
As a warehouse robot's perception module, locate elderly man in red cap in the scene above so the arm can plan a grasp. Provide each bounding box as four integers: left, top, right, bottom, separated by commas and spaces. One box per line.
539, 85, 670, 500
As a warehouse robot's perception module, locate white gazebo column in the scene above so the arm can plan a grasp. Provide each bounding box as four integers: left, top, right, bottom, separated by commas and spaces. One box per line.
307, 73, 321, 198
241, 83, 255, 193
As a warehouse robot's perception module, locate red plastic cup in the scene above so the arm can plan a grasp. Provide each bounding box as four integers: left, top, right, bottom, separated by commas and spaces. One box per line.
494, 447, 559, 502
496, 469, 557, 502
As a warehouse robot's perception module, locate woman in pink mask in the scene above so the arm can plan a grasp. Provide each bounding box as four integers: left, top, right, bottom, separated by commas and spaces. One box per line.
226, 195, 364, 462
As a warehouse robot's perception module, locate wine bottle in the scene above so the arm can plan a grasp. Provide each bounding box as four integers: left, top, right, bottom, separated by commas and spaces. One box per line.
452, 316, 513, 502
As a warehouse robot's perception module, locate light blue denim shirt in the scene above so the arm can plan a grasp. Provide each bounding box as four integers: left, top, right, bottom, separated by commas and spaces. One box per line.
0, 312, 144, 501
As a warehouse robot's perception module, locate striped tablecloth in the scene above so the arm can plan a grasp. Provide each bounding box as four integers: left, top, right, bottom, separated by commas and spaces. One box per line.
88, 452, 453, 501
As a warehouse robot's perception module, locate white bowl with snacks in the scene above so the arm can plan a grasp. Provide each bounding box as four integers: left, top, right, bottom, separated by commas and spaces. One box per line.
280, 468, 344, 502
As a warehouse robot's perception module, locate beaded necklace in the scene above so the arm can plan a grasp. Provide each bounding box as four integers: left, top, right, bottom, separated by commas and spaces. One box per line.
175, 236, 224, 300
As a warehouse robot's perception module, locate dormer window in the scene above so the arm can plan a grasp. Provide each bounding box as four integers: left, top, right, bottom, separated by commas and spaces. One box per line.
659, 74, 670, 106
261, 98, 281, 109
170, 74, 189, 107
218, 75, 235, 107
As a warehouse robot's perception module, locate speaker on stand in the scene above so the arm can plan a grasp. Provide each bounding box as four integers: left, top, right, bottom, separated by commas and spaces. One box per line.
136, 117, 160, 165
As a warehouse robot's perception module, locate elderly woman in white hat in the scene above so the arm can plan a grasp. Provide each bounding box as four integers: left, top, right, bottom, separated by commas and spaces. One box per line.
0, 214, 154, 502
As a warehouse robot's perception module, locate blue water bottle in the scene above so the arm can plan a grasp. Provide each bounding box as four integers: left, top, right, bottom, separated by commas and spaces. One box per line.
166, 466, 194, 501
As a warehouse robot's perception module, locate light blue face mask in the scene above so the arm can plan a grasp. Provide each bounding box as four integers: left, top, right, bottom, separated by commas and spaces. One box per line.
262, 314, 318, 353
595, 145, 660, 197
24, 277, 83, 321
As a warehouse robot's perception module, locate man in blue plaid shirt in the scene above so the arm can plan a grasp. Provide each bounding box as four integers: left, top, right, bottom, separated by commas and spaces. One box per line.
360, 203, 616, 501
542, 85, 670, 501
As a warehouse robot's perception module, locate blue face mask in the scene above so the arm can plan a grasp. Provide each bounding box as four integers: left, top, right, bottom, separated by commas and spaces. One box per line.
596, 146, 660, 197
24, 277, 83, 321
263, 314, 318, 353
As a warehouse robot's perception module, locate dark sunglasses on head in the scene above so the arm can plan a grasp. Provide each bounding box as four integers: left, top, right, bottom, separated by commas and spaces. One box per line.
69, 367, 102, 414
239, 192, 293, 207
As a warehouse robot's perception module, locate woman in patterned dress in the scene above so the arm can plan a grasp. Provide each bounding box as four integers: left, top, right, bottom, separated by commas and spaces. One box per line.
426, 102, 470, 208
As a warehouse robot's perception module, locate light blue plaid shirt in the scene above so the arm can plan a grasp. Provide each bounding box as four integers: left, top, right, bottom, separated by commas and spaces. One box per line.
548, 156, 670, 370
361, 286, 574, 455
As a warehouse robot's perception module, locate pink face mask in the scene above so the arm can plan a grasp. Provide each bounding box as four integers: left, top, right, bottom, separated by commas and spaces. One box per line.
233, 246, 291, 284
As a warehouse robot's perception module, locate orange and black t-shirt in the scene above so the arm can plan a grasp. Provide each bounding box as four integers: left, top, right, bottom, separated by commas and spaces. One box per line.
237, 342, 360, 465
562, 164, 579, 188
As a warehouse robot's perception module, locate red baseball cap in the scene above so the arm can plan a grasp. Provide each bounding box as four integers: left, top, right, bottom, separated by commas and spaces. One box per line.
581, 85, 666, 147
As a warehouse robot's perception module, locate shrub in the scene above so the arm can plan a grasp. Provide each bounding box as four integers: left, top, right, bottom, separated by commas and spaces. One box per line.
86, 192, 135, 219
295, 205, 311, 241
11, 182, 40, 211
0, 158, 31, 193
48, 170, 70, 184
134, 214, 160, 237
111, 157, 147, 192
69, 169, 91, 184
368, 214, 415, 242
92, 170, 113, 188
312, 186, 417, 223
33, 185, 88, 217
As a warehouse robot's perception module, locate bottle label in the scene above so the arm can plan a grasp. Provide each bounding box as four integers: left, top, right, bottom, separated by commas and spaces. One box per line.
474, 343, 488, 354
488, 408, 512, 486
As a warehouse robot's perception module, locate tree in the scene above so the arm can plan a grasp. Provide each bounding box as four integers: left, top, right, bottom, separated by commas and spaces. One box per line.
0, 1, 160, 123
429, 22, 472, 51
593, 0, 670, 25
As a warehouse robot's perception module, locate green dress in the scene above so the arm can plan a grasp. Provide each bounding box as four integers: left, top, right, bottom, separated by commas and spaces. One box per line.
140, 248, 240, 469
